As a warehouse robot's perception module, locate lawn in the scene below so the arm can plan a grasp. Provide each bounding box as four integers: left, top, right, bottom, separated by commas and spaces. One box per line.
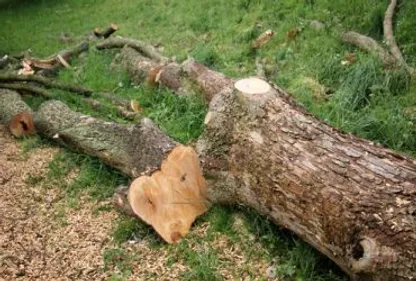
1, 0, 415, 280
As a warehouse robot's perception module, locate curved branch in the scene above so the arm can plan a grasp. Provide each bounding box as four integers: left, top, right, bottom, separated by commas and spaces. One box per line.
383, 0, 415, 74
341, 32, 396, 66
96, 37, 168, 62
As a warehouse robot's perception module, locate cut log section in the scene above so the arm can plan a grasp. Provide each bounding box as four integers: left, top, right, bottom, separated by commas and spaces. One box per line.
114, 46, 234, 101
0, 90, 35, 137
128, 145, 208, 243
34, 100, 177, 178
94, 23, 119, 39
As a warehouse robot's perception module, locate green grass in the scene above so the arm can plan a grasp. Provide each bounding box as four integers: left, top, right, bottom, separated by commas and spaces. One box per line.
1, 0, 415, 154
46, 150, 128, 199
1, 0, 416, 280
103, 247, 137, 280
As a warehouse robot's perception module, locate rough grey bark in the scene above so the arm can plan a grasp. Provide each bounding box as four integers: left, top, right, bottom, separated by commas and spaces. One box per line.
197, 81, 416, 281
34, 100, 177, 178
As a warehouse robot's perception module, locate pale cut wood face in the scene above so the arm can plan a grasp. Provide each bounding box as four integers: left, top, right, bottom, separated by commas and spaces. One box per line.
234, 77, 271, 95
9, 111, 35, 138
128, 145, 208, 243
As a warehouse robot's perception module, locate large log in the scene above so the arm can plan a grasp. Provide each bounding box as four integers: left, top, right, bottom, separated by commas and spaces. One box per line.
198, 78, 416, 281
12, 76, 414, 280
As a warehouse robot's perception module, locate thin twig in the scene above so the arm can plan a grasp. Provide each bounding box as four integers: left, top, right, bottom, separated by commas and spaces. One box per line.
0, 74, 92, 96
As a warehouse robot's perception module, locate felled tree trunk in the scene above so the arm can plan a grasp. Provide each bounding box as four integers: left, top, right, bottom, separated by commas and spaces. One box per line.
198, 78, 416, 281
11, 74, 415, 280
28, 41, 89, 76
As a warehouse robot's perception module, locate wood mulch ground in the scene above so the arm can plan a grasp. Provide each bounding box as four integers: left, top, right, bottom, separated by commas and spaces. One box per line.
0, 125, 270, 281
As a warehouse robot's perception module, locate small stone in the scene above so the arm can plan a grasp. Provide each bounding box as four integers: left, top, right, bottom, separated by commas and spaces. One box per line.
266, 266, 276, 279
310, 20, 325, 30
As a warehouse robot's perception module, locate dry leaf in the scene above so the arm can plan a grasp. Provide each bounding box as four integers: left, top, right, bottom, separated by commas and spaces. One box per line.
18, 60, 35, 75
252, 29, 275, 49
130, 100, 142, 113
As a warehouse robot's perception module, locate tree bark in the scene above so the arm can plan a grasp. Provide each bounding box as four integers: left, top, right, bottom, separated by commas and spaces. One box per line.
198, 78, 416, 281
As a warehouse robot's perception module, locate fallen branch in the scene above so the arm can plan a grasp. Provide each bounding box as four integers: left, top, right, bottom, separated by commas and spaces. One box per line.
0, 74, 93, 96
94, 23, 119, 39
0, 90, 35, 137
383, 0, 415, 74
0, 82, 50, 97
341, 31, 396, 66
28, 41, 89, 76
96, 37, 168, 62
